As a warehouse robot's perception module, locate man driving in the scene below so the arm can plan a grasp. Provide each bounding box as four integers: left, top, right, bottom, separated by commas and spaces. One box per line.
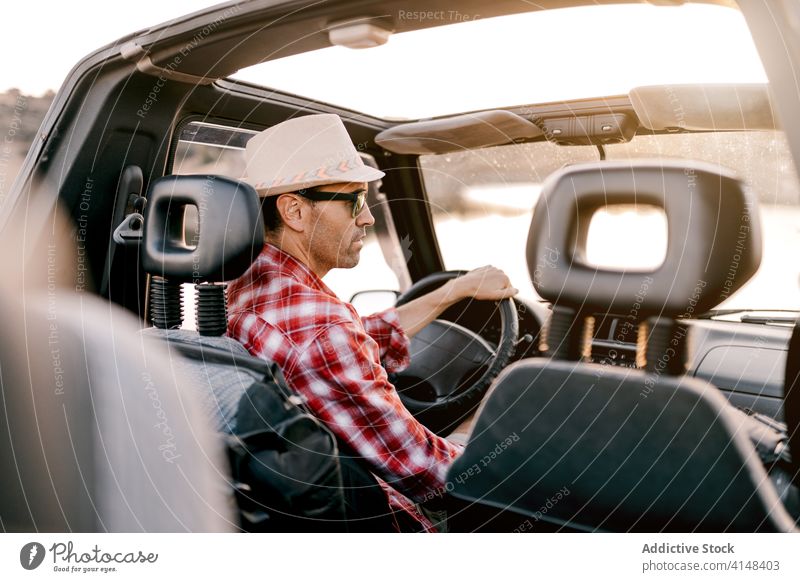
227, 114, 518, 531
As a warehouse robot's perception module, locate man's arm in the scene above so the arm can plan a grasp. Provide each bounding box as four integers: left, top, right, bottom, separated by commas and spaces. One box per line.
294, 322, 462, 501
394, 265, 519, 337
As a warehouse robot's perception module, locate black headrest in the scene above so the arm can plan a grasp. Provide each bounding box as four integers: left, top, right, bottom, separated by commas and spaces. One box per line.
527, 160, 761, 318
141, 175, 264, 282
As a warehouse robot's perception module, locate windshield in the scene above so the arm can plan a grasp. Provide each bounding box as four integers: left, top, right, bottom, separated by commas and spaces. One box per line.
421, 131, 800, 312
230, 4, 765, 120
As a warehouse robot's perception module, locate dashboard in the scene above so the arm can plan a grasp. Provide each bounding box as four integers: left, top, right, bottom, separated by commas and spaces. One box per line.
440, 297, 791, 422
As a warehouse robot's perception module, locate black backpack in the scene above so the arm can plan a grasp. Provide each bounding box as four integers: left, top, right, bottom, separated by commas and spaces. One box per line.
226, 362, 347, 531
224, 360, 396, 532
152, 334, 396, 531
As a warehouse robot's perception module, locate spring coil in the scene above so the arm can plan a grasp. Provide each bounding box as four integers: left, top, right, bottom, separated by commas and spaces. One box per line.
196, 283, 228, 336
644, 316, 690, 375
149, 276, 183, 329
542, 305, 593, 361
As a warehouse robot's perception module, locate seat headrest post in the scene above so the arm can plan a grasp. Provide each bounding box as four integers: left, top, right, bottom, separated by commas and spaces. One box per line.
196, 283, 228, 337
541, 306, 594, 361
149, 275, 183, 329
644, 316, 690, 376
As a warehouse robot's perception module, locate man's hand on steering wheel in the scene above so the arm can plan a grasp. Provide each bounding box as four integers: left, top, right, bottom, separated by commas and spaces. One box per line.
389, 269, 520, 435
395, 266, 518, 338
446, 265, 519, 302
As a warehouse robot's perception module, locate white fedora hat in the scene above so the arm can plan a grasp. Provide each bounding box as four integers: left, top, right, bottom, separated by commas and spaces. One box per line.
244, 113, 384, 196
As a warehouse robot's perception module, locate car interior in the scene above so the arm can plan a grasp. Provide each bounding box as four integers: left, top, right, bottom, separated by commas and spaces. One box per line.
2, 0, 800, 532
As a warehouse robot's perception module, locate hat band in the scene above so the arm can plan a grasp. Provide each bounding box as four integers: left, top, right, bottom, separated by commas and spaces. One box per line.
254, 155, 362, 191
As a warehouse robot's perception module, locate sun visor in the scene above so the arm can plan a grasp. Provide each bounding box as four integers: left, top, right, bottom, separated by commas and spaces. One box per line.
375, 110, 542, 155
630, 84, 776, 131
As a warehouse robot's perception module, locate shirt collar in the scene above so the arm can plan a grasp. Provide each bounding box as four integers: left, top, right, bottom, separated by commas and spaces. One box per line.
257, 242, 337, 298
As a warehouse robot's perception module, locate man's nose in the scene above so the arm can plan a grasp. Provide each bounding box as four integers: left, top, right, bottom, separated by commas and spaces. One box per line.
356, 203, 375, 226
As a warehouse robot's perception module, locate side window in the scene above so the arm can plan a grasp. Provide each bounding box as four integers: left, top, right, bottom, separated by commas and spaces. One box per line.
171, 120, 400, 328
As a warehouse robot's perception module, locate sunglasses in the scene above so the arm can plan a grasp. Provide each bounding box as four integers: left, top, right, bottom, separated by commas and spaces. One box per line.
296, 188, 368, 218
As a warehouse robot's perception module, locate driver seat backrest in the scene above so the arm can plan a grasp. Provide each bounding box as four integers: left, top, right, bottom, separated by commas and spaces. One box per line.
448, 160, 797, 532
139, 174, 395, 532
140, 174, 268, 431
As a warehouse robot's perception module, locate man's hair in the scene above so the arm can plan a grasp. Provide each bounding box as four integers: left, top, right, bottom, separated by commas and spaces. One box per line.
260, 192, 317, 234
260, 194, 283, 233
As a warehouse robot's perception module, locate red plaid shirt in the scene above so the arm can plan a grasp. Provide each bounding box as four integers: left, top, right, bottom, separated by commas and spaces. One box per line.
227, 243, 462, 530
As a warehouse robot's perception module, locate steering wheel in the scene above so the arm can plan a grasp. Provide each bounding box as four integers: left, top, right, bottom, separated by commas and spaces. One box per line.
389, 271, 519, 435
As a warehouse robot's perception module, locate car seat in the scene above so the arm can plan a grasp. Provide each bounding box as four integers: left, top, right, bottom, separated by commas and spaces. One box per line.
446, 160, 797, 532
0, 198, 233, 532
139, 174, 396, 532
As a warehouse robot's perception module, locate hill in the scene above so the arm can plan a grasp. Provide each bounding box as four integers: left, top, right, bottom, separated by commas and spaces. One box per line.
0, 89, 54, 203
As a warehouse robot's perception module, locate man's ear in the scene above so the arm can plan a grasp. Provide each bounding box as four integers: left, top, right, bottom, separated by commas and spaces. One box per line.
275, 193, 308, 233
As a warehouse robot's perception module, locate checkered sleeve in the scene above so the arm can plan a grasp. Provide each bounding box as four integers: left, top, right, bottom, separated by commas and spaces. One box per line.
293, 320, 461, 502
361, 307, 410, 373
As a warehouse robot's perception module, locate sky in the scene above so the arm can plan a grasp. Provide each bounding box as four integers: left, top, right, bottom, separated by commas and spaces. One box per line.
3, 1, 768, 116
0, 2, 792, 308
1, 0, 222, 96
237, 3, 768, 119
